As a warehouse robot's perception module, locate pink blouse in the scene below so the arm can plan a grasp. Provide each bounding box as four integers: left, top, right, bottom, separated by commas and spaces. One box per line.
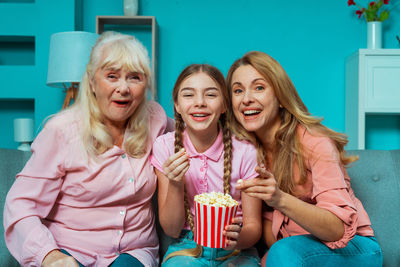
4, 101, 172, 267
264, 126, 374, 249
150, 130, 259, 229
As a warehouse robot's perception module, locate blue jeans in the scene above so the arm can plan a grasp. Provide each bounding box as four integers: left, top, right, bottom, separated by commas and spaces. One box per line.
60, 249, 144, 267
162, 230, 260, 267
265, 235, 382, 267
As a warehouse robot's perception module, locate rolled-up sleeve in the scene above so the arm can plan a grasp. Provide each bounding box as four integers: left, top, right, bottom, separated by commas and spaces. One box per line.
4, 121, 66, 266
308, 139, 358, 249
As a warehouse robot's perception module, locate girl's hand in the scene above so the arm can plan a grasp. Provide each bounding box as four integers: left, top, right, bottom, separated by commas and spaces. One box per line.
162, 148, 190, 183
236, 166, 284, 208
42, 250, 79, 267
223, 216, 243, 250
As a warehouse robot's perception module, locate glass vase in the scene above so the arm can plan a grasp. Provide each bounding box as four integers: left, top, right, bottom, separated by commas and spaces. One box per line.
367, 22, 382, 49
124, 0, 138, 16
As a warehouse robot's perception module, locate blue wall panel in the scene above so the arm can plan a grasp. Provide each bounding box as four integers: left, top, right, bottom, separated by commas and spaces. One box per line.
0, 0, 76, 149
1, 0, 399, 149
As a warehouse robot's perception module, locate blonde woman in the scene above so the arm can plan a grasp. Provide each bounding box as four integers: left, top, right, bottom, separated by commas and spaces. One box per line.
227, 51, 382, 266
151, 64, 262, 266
4, 31, 173, 267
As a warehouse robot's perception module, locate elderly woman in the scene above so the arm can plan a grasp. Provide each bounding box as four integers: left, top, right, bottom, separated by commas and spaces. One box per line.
4, 31, 173, 267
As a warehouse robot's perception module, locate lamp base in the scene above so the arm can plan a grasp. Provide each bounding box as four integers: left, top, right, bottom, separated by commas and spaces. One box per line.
17, 142, 31, 152
62, 82, 79, 109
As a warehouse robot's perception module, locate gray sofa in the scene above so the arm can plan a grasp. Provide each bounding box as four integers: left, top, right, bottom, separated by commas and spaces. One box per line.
1, 148, 399, 266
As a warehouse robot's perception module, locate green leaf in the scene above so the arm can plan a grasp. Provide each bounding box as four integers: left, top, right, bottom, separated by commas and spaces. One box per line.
376, 0, 383, 9
379, 10, 390, 21
365, 9, 376, 21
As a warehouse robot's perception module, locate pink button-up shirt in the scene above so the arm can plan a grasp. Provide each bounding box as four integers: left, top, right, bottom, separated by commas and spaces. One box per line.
4, 101, 172, 267
264, 126, 374, 249
150, 130, 259, 229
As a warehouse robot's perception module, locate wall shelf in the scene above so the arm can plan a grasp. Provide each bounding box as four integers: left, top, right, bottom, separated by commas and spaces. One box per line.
0, 35, 35, 65
96, 16, 158, 100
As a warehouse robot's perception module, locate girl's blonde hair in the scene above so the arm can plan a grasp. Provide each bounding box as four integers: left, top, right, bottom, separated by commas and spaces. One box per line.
164, 64, 233, 261
73, 31, 151, 158
226, 51, 358, 195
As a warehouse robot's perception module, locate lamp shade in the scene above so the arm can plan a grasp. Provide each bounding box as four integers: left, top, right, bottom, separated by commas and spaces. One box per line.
14, 118, 34, 142
46, 31, 98, 88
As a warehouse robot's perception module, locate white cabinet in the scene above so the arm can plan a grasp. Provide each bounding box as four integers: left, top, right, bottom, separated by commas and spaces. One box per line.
345, 49, 400, 149
96, 16, 158, 100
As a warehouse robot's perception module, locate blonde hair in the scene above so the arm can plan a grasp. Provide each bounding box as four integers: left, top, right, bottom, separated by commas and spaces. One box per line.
73, 31, 151, 158
226, 51, 358, 195
164, 64, 233, 261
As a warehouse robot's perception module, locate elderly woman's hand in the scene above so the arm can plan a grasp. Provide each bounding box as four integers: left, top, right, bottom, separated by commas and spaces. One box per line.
236, 166, 284, 208
162, 148, 190, 183
42, 250, 79, 267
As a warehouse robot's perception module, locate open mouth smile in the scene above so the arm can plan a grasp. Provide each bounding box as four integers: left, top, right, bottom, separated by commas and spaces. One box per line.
191, 113, 210, 121
241, 109, 262, 120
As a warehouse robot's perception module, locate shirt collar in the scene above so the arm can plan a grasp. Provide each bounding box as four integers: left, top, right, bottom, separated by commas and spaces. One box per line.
183, 129, 224, 162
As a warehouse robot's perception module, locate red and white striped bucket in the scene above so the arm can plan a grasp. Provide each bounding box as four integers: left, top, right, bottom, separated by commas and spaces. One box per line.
194, 200, 238, 248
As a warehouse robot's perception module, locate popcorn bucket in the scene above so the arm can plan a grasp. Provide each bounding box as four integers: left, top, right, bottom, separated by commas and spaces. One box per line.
194, 200, 238, 248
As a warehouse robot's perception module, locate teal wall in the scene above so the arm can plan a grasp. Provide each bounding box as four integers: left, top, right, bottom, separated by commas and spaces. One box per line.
1, 0, 399, 149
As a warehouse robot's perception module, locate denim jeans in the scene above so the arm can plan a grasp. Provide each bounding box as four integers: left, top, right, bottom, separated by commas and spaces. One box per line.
162, 230, 260, 267
60, 249, 144, 267
264, 235, 382, 267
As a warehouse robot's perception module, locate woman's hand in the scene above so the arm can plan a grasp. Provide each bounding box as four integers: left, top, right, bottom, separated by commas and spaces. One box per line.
236, 166, 284, 209
42, 250, 79, 267
162, 148, 189, 183
223, 216, 243, 250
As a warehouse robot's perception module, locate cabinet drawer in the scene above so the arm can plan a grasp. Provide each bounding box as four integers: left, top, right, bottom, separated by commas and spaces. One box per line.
365, 56, 400, 111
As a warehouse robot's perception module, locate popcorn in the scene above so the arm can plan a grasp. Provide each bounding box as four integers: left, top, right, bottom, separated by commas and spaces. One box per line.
194, 192, 238, 207
194, 192, 239, 248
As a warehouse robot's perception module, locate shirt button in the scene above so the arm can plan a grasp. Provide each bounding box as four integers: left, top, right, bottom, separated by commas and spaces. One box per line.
200, 180, 203, 184
120, 210, 125, 215
128, 178, 134, 183
118, 230, 123, 235
121, 154, 126, 159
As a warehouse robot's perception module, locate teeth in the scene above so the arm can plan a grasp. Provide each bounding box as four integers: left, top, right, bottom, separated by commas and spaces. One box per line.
243, 110, 260, 115
193, 114, 207, 117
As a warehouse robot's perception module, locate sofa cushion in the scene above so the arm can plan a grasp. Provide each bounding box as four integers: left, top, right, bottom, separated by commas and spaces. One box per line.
347, 150, 400, 267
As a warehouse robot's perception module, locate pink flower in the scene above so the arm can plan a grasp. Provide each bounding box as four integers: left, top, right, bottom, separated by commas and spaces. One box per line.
348, 0, 356, 6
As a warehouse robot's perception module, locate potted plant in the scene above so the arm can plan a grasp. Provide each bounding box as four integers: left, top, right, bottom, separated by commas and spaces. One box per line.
348, 0, 399, 48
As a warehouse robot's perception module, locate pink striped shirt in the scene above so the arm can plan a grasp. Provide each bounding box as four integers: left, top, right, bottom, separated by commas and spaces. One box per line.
150, 130, 259, 229
4, 101, 171, 267
264, 126, 374, 249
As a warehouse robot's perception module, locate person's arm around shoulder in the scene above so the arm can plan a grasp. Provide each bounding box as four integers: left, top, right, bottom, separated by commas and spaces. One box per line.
148, 101, 175, 137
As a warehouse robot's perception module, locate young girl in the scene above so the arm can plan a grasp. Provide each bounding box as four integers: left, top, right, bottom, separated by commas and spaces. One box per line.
150, 64, 262, 266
